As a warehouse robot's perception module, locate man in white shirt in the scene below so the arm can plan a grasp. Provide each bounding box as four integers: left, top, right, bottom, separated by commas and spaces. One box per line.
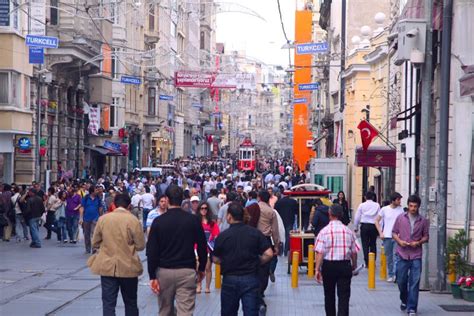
140, 186, 156, 232
354, 191, 380, 267
202, 176, 215, 200
146, 195, 168, 235
375, 192, 404, 282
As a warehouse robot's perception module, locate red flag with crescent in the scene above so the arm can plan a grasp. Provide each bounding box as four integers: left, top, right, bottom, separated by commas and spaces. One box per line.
357, 120, 379, 151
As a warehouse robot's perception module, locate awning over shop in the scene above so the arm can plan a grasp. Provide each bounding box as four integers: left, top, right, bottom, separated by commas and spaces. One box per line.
355, 146, 396, 168
84, 145, 123, 156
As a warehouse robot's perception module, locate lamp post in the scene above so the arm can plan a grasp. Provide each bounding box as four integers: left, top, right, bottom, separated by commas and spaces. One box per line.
361, 105, 370, 199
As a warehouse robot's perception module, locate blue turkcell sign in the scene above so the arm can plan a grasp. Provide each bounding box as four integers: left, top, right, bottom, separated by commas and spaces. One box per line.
299, 83, 320, 91
296, 42, 328, 55
29, 47, 44, 64
120, 75, 141, 85
25, 35, 59, 48
293, 98, 307, 104
159, 95, 173, 101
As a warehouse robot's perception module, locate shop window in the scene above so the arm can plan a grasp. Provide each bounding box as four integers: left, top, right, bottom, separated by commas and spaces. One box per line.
110, 97, 119, 128
148, 87, 156, 116
314, 174, 324, 186
326, 176, 343, 194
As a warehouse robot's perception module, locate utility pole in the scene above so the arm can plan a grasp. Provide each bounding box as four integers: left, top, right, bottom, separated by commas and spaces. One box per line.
36, 69, 43, 182
435, 0, 453, 292
340, 0, 346, 113
419, 0, 434, 290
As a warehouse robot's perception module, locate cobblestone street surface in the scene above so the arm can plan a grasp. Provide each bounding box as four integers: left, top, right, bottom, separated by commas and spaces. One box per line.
1, 232, 473, 316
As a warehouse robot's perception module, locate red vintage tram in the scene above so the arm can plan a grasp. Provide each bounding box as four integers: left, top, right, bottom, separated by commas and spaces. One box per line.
237, 138, 256, 172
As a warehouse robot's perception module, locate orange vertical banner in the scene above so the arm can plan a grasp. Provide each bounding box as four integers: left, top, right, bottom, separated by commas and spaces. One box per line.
293, 10, 315, 171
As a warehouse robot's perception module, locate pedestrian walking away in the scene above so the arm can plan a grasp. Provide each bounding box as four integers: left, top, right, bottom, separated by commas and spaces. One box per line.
375, 192, 404, 282
146, 185, 207, 316
80, 186, 103, 254
392, 195, 429, 316
314, 204, 360, 316
213, 202, 274, 316
354, 191, 380, 266
23, 188, 45, 248
88, 193, 145, 316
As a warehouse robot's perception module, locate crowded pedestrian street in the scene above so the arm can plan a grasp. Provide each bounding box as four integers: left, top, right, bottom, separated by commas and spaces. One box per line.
1, 0, 474, 316
1, 230, 472, 316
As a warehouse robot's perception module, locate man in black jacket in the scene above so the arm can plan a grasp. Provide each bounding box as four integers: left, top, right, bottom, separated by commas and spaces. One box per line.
312, 199, 330, 237
146, 185, 207, 316
24, 189, 45, 248
274, 192, 298, 256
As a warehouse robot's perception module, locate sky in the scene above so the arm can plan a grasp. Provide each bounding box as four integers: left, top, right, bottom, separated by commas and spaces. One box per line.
215, 0, 295, 67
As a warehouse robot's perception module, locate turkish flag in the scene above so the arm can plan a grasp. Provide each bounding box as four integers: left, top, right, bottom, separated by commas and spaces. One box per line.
357, 120, 379, 151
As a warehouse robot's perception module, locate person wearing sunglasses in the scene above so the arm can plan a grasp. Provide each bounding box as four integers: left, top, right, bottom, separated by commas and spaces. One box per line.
195, 201, 220, 294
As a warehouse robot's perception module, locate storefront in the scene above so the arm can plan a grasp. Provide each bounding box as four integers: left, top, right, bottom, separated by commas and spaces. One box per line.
0, 134, 14, 183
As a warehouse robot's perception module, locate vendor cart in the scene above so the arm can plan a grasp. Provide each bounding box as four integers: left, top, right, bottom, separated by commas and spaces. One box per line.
284, 184, 332, 274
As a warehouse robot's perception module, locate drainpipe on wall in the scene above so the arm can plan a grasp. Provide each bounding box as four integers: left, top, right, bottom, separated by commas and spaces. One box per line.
434, 0, 453, 293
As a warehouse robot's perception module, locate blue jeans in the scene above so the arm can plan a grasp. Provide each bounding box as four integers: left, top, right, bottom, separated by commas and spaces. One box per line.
28, 217, 41, 247
15, 214, 29, 239
221, 274, 260, 316
56, 217, 67, 241
397, 258, 422, 312
270, 256, 278, 274
383, 238, 398, 278
142, 208, 151, 231
66, 215, 79, 241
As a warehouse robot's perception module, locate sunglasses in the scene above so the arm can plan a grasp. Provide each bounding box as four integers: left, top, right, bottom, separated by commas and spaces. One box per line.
200, 207, 208, 210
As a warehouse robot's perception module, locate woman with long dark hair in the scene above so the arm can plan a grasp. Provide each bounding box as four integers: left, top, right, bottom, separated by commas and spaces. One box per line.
332, 191, 351, 225
195, 201, 219, 293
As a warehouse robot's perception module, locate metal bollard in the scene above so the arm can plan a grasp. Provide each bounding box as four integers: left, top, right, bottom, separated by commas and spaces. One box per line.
368, 252, 376, 289
215, 263, 222, 289
448, 254, 457, 283
291, 251, 299, 288
308, 245, 315, 279
380, 246, 387, 281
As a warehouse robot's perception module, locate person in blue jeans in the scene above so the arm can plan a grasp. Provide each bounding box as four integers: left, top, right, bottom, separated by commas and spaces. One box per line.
54, 191, 68, 242
24, 189, 46, 248
213, 202, 274, 316
392, 195, 429, 316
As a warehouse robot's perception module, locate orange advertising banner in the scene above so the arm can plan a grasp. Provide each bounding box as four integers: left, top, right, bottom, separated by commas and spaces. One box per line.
293, 10, 315, 171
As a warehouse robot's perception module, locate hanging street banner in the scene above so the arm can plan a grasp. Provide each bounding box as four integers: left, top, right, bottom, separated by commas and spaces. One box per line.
25, 35, 59, 48
298, 83, 320, 91
30, 0, 46, 35
104, 140, 122, 153
29, 47, 44, 64
120, 75, 141, 85
0, 0, 9, 27
159, 95, 173, 101
293, 98, 307, 104
88, 107, 100, 136
296, 42, 328, 55
175, 71, 256, 89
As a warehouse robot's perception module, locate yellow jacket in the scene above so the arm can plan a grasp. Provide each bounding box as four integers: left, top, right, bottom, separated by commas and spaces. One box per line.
87, 207, 145, 278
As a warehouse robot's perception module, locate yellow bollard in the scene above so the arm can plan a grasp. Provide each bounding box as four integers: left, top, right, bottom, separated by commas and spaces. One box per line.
368, 252, 376, 289
448, 254, 457, 283
291, 251, 299, 288
380, 246, 387, 281
215, 263, 221, 289
308, 245, 315, 279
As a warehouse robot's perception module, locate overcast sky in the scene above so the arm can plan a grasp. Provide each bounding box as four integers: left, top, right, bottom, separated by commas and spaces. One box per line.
215, 0, 295, 67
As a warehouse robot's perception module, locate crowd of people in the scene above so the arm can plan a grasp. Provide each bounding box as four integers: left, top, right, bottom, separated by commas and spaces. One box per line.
0, 157, 429, 316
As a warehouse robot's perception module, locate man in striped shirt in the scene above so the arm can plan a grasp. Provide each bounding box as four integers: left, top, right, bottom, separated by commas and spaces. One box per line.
315, 205, 360, 316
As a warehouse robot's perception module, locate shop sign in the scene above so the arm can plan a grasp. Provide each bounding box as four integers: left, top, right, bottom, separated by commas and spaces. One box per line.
296, 42, 328, 55
159, 95, 173, 101
0, 0, 10, 27
17, 137, 32, 154
104, 140, 122, 153
29, 47, 44, 64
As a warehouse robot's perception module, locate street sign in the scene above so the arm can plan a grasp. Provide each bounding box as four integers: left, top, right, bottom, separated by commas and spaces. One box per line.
0, 0, 10, 27
299, 83, 320, 91
29, 47, 44, 64
293, 98, 307, 104
159, 95, 173, 101
25, 35, 59, 48
104, 140, 122, 153
120, 75, 141, 85
296, 42, 328, 55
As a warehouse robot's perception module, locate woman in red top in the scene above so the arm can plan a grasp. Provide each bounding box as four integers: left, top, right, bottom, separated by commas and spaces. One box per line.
195, 201, 219, 293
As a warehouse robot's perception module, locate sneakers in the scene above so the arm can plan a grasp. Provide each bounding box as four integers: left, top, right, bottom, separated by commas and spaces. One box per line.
386, 276, 395, 282
408, 312, 417, 316
269, 273, 276, 283
400, 303, 407, 311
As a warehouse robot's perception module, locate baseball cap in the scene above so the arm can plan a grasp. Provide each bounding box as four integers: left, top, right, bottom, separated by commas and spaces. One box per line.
190, 196, 200, 202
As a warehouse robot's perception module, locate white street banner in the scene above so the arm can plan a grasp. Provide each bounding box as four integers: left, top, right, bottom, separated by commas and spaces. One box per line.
88, 107, 100, 136
30, 0, 46, 35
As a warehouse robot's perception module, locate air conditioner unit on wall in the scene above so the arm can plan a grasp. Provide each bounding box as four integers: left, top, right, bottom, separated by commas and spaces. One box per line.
394, 19, 427, 66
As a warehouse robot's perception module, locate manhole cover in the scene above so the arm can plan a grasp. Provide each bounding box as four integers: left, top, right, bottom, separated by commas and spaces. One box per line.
439, 305, 474, 312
